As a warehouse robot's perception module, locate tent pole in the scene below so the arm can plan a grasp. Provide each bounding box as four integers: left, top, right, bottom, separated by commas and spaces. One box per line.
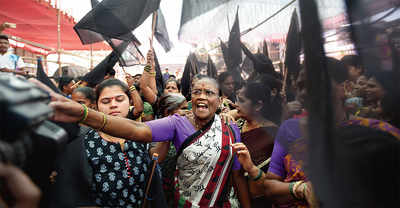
56, 0, 62, 76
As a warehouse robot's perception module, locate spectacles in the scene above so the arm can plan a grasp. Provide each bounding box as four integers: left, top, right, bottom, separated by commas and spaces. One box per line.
191, 89, 218, 97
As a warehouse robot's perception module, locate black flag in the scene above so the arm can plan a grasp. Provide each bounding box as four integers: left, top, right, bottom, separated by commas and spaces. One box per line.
263, 40, 269, 58
75, 0, 160, 44
155, 9, 173, 52
86, 0, 145, 67
299, 0, 335, 206
240, 42, 277, 79
284, 9, 301, 75
207, 55, 217, 78
227, 8, 242, 71
220, 40, 231, 69
181, 53, 200, 100
81, 51, 119, 87
36, 57, 61, 93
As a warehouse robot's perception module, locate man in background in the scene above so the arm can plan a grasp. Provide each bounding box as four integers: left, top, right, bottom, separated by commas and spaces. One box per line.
0, 35, 27, 76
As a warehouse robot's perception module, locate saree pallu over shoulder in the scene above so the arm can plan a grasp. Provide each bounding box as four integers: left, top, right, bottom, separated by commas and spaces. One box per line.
174, 115, 235, 208
342, 117, 400, 140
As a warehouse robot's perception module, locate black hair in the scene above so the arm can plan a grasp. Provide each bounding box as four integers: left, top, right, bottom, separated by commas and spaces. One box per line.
368, 71, 400, 128
0, 34, 9, 41
95, 79, 138, 119
95, 78, 130, 103
157, 93, 186, 117
73, 87, 96, 103
217, 71, 233, 86
107, 68, 116, 76
58, 76, 74, 92
169, 75, 176, 79
164, 78, 181, 91
341, 55, 362, 70
243, 75, 282, 124
133, 74, 142, 78
326, 57, 349, 84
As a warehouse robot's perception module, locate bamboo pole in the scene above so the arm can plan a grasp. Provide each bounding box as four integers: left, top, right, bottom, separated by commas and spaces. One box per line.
150, 11, 158, 48
142, 153, 159, 208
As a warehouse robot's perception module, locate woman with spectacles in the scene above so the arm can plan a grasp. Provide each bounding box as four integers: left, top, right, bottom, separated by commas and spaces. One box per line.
44, 75, 251, 208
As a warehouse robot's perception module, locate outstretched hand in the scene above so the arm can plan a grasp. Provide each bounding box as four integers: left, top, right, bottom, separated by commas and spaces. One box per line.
146, 48, 154, 67
231, 143, 256, 172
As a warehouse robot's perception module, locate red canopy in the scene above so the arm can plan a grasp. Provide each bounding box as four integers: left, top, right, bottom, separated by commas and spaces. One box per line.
0, 0, 109, 51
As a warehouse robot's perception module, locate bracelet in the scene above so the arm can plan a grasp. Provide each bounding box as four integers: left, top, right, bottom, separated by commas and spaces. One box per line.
251, 168, 263, 181
289, 182, 297, 200
129, 85, 136, 93
98, 112, 108, 132
79, 104, 89, 123
144, 65, 152, 72
291, 181, 305, 200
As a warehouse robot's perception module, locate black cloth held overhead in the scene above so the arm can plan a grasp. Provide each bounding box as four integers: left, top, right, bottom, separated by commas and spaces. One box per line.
81, 51, 119, 87
207, 55, 218, 79
299, 0, 335, 207
181, 53, 200, 100
75, 0, 160, 44
36, 57, 61, 93
345, 0, 382, 75
87, 0, 145, 67
263, 40, 269, 58
284, 9, 301, 76
155, 9, 173, 52
227, 8, 242, 71
240, 42, 277, 79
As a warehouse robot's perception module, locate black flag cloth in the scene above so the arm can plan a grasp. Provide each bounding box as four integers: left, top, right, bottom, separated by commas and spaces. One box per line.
298, 0, 335, 206
86, 0, 146, 67
240, 42, 277, 79
220, 40, 231, 69
263, 40, 269, 58
181, 53, 200, 100
81, 51, 119, 87
75, 0, 160, 44
207, 55, 217, 79
284, 9, 301, 76
155, 9, 173, 52
36, 57, 61, 93
227, 8, 242, 71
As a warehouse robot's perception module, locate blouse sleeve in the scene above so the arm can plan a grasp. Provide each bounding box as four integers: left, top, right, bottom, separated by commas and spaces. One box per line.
145, 116, 177, 142
230, 123, 242, 171
267, 122, 291, 178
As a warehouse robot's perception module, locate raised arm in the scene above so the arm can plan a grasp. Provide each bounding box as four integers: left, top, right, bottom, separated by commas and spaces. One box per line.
126, 74, 144, 119
140, 49, 158, 104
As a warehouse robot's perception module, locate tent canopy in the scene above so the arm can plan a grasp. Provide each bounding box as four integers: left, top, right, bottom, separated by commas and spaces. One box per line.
0, 0, 109, 51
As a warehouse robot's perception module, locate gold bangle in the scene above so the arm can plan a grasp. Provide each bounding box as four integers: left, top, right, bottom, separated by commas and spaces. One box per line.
79, 104, 88, 123
129, 85, 136, 93
98, 112, 107, 132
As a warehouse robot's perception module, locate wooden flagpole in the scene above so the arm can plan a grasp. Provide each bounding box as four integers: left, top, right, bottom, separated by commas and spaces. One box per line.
142, 153, 159, 208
